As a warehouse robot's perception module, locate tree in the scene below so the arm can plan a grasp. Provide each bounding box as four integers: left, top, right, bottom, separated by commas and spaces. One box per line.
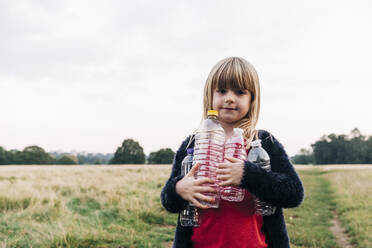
0, 147, 8, 165
148, 148, 175, 164
366, 136, 372, 163
5, 149, 23, 164
350, 127, 363, 139
307, 128, 371, 164
347, 129, 367, 163
56, 155, 78, 165
291, 148, 313, 164
110, 139, 146, 164
311, 134, 337, 165
20, 145, 55, 164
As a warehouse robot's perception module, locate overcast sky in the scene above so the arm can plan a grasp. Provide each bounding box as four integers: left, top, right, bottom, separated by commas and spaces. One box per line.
1, 0, 371, 156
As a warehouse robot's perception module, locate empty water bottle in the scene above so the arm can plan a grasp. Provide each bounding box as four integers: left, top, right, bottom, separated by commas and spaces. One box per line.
247, 139, 276, 216
180, 148, 200, 227
181, 148, 194, 177
221, 128, 246, 202
193, 110, 225, 208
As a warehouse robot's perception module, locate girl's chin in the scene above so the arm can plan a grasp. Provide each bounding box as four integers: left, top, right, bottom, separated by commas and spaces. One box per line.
219, 113, 236, 119
219, 117, 239, 125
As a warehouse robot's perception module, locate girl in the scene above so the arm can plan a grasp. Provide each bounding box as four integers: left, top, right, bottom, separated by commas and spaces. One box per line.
161, 57, 304, 248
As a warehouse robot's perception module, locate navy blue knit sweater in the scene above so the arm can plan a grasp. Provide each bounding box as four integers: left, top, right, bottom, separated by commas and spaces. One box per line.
161, 130, 304, 248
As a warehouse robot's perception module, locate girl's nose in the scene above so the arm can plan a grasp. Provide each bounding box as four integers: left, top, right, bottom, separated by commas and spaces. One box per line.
224, 90, 235, 103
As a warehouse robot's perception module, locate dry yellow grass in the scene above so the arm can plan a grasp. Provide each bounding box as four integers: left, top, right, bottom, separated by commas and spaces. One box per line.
0, 165, 170, 212
323, 169, 372, 248
0, 164, 371, 247
294, 164, 372, 170
0, 165, 175, 247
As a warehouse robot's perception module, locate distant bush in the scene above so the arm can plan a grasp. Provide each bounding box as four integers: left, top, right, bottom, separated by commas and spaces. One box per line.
291, 148, 314, 164
148, 148, 175, 164
56, 155, 78, 165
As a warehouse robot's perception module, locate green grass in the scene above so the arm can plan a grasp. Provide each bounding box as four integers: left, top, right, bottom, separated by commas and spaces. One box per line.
324, 169, 372, 248
0, 197, 32, 212
0, 165, 370, 247
0, 196, 177, 248
285, 170, 337, 248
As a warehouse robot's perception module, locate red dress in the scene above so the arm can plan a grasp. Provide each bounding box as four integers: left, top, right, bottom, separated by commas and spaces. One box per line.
191, 189, 267, 248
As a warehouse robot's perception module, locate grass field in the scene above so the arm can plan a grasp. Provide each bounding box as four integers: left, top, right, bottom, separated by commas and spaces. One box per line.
324, 168, 372, 248
0, 165, 371, 248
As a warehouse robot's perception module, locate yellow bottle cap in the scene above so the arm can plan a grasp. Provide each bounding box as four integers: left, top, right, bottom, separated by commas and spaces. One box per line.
207, 110, 219, 117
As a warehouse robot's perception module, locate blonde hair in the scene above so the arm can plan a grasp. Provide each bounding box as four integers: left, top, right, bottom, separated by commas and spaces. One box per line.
203, 57, 261, 150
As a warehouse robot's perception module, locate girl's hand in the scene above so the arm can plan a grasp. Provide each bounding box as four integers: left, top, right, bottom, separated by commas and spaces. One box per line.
175, 163, 217, 209
216, 157, 245, 186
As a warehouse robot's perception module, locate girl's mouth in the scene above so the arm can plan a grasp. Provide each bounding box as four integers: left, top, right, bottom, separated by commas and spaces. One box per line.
222, 107, 237, 110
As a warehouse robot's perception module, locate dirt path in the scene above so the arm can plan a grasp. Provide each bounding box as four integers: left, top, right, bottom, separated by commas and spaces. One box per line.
330, 211, 354, 248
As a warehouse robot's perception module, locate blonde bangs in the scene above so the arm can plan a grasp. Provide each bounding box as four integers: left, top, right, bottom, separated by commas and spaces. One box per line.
210, 58, 256, 94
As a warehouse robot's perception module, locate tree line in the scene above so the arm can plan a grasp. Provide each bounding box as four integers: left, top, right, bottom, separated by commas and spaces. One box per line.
291, 128, 372, 165
0, 139, 175, 165
0, 146, 112, 165
3, 128, 371, 165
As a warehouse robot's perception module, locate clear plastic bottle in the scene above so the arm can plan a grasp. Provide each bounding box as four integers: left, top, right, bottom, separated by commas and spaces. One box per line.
247, 139, 276, 216
221, 128, 246, 202
180, 148, 200, 227
193, 110, 225, 208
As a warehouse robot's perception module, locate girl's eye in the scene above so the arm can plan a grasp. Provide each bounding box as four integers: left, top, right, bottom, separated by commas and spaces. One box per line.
236, 90, 246, 95
217, 89, 226, 93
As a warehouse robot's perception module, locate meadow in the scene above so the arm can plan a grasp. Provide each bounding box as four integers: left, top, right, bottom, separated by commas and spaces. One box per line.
0, 164, 371, 248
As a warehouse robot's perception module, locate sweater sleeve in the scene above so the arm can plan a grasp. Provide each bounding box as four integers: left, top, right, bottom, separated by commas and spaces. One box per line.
240, 130, 304, 208
160, 136, 192, 213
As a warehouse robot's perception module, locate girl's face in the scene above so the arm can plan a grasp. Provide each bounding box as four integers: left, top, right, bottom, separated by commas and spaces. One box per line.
212, 88, 251, 127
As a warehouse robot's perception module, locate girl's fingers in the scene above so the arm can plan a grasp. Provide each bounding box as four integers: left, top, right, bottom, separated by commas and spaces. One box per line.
217, 163, 229, 168
188, 162, 200, 177
195, 177, 215, 185
216, 174, 229, 181
195, 193, 216, 204
216, 168, 229, 175
190, 198, 208, 209
225, 157, 243, 163
218, 180, 232, 186
191, 198, 209, 209
196, 186, 217, 193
